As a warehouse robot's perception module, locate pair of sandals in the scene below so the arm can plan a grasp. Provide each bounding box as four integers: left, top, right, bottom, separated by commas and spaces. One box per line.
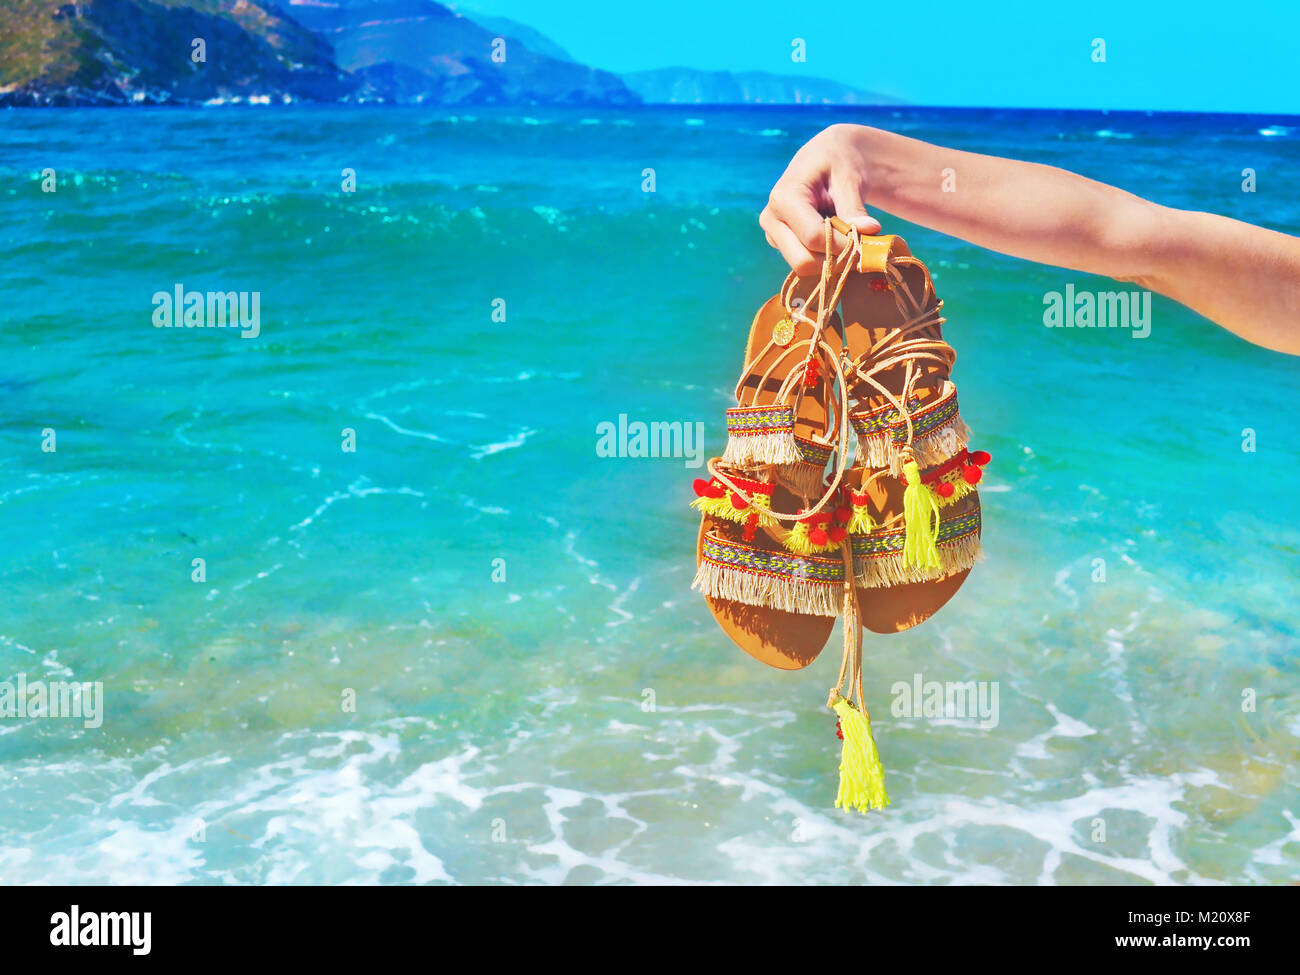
690, 218, 989, 811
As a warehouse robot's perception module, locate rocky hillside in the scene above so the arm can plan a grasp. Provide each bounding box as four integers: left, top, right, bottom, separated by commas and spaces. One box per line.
284, 0, 636, 105
0, 0, 351, 106
447, 9, 575, 63
0, 1, 898, 108
0, 0, 638, 106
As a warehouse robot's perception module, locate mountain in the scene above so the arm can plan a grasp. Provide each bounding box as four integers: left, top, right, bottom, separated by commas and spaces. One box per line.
0, 0, 637, 107
457, 11, 574, 63
283, 0, 636, 104
0, 0, 900, 108
0, 0, 351, 106
622, 67, 904, 105
445, 11, 904, 105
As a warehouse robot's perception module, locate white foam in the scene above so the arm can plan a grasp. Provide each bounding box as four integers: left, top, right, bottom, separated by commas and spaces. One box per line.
470, 427, 535, 460
289, 480, 425, 532
365, 410, 450, 444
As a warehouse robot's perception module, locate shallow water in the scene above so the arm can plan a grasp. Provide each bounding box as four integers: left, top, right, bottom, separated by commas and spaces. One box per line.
0, 104, 1297, 884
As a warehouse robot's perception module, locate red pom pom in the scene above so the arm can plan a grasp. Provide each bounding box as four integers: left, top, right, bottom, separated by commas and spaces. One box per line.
835, 718, 844, 740
743, 513, 758, 541
692, 478, 711, 496
935, 481, 955, 498
803, 358, 821, 388
810, 511, 833, 525
828, 526, 847, 542
809, 527, 829, 546
962, 465, 982, 484
730, 492, 749, 510
970, 449, 991, 466
835, 506, 852, 524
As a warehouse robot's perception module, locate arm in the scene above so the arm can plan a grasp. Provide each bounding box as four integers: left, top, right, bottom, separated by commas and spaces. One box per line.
760, 124, 1300, 355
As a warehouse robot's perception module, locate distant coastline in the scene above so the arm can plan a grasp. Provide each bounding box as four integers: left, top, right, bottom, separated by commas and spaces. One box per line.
0, 0, 902, 109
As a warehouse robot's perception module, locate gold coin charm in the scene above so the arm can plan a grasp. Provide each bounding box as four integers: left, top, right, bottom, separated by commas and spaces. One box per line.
772, 317, 797, 347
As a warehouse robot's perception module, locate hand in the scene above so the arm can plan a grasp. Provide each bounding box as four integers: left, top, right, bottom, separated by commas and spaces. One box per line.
760, 124, 882, 275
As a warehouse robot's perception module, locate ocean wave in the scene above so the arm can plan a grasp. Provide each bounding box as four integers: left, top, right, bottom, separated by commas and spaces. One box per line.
2, 704, 1244, 884
469, 427, 536, 460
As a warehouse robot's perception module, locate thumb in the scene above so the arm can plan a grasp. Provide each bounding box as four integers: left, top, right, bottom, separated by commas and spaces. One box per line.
829, 175, 881, 235
843, 211, 882, 235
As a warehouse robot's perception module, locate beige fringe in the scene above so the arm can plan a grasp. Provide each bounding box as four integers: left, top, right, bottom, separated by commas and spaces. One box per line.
855, 433, 897, 470
858, 415, 973, 475
908, 416, 972, 470
854, 533, 983, 589
693, 560, 841, 618
721, 431, 802, 467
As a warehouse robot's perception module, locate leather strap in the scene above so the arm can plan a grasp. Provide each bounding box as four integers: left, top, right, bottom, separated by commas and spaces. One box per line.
824, 218, 911, 275
857, 234, 910, 275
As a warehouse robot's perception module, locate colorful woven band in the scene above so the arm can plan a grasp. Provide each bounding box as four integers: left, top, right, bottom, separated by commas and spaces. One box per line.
904, 448, 972, 486
701, 470, 774, 497
725, 404, 795, 438
850, 384, 960, 445
794, 436, 833, 467
851, 508, 981, 565
700, 533, 844, 587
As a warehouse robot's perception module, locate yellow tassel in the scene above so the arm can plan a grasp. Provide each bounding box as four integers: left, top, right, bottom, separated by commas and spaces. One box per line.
901, 459, 941, 570
783, 517, 841, 555
847, 502, 874, 535
785, 519, 813, 555
830, 697, 889, 812
691, 490, 776, 527
750, 492, 778, 528
689, 495, 732, 519
931, 470, 978, 507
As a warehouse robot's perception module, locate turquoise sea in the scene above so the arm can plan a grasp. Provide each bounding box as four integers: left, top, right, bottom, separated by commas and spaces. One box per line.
0, 105, 1297, 884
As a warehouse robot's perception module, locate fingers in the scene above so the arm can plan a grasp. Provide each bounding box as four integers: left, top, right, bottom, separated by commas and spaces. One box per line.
762, 123, 883, 269
760, 205, 820, 276
829, 172, 881, 236
762, 130, 883, 273
763, 176, 881, 277
766, 180, 829, 257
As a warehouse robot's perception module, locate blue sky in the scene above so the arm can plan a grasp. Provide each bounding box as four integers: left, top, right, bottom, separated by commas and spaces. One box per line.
452, 0, 1299, 114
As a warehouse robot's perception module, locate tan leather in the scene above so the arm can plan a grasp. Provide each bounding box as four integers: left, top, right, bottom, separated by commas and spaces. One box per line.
697, 284, 839, 670
828, 215, 854, 236
825, 219, 912, 275
857, 235, 911, 275
833, 234, 975, 634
